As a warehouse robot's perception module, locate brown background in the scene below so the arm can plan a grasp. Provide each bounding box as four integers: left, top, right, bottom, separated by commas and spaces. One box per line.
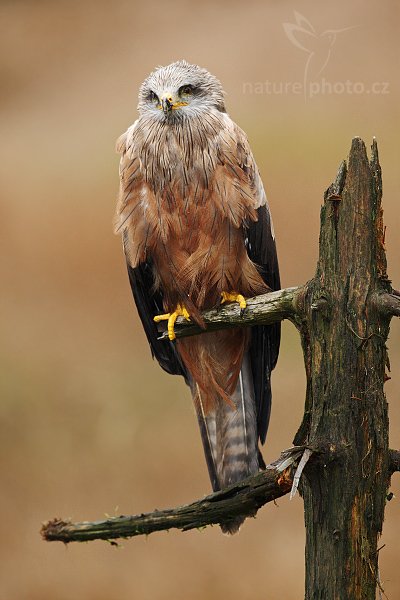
1, 1, 400, 598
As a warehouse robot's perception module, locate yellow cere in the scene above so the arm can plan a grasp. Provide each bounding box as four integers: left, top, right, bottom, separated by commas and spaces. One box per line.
171, 101, 188, 109
157, 101, 188, 110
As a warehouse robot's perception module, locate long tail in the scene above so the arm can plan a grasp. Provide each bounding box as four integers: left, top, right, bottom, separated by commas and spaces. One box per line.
193, 352, 260, 534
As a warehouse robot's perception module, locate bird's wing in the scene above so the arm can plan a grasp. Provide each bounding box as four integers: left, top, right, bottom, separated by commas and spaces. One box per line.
246, 204, 281, 444
115, 125, 187, 379
127, 261, 188, 378
114, 123, 141, 239
219, 117, 281, 444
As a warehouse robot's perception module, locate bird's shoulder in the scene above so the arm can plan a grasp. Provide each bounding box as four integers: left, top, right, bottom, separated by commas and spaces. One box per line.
114, 120, 145, 237
214, 113, 267, 211
116, 120, 140, 156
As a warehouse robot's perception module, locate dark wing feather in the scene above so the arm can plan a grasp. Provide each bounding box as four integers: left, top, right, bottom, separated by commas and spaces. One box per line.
215, 117, 281, 446
246, 206, 281, 444
115, 125, 188, 380
127, 261, 188, 379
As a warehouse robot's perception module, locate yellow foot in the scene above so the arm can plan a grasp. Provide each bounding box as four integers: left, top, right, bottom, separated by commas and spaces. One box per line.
153, 304, 191, 341
221, 291, 247, 316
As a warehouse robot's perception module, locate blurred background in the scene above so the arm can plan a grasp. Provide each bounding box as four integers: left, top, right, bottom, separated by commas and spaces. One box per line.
1, 0, 399, 598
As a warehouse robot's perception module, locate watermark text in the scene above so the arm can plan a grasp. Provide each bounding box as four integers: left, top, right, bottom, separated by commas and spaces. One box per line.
242, 79, 390, 99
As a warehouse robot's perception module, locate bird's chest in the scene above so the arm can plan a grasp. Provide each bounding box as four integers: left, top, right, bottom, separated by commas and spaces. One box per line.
140, 148, 219, 249
136, 122, 250, 269
144, 179, 217, 252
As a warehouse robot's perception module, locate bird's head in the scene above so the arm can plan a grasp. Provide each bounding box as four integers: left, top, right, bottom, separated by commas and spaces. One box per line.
138, 60, 226, 120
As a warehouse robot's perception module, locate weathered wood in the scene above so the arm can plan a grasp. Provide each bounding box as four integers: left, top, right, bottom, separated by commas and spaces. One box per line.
389, 449, 400, 474
293, 138, 392, 600
41, 446, 306, 543
372, 290, 400, 317
157, 286, 301, 339
42, 137, 399, 600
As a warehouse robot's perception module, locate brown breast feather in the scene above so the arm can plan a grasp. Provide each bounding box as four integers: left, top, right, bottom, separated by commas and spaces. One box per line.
114, 111, 269, 408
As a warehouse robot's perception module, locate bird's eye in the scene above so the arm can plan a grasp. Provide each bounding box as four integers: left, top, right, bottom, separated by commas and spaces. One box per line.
179, 84, 194, 96
148, 90, 159, 103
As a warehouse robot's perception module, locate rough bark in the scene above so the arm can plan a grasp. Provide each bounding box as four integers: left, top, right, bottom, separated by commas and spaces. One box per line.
41, 447, 305, 542
42, 137, 399, 600
293, 138, 392, 600
157, 286, 301, 339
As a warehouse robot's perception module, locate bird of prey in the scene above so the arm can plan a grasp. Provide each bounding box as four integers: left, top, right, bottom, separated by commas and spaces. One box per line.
114, 61, 280, 533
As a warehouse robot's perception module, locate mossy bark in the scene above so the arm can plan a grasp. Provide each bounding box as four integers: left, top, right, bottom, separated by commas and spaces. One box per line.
294, 138, 391, 599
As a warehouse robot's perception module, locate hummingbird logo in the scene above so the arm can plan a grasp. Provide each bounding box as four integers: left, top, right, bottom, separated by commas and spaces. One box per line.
283, 11, 358, 98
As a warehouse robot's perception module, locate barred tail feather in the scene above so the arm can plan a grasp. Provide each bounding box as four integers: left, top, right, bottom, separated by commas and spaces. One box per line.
193, 353, 261, 534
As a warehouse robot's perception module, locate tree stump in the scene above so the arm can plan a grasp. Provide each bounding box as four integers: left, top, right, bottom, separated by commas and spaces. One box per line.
294, 138, 391, 599
42, 137, 400, 600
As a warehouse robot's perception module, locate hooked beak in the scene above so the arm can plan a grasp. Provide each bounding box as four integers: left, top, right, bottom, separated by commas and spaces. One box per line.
161, 96, 173, 114
159, 92, 188, 114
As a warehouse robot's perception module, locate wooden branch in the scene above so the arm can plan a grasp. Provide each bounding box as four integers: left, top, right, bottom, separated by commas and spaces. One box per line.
41, 446, 307, 543
372, 291, 400, 317
42, 137, 399, 600
157, 286, 302, 340
389, 449, 400, 474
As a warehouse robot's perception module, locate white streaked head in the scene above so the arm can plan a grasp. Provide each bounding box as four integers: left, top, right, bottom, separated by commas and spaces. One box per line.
138, 60, 226, 120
